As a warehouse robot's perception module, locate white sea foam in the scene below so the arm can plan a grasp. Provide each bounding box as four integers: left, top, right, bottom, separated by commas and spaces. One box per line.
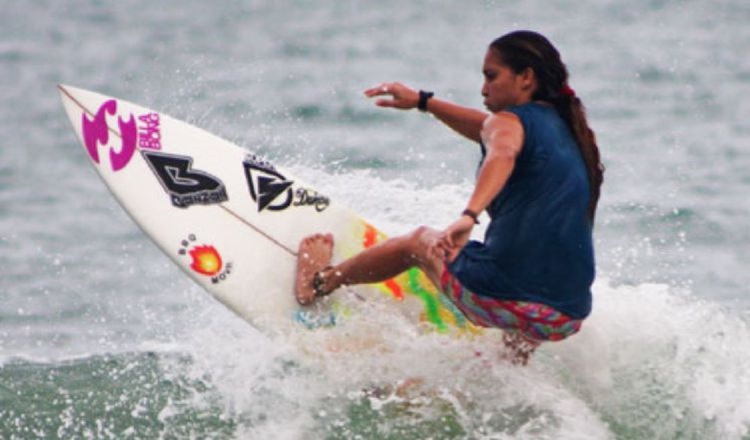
165, 276, 750, 438
157, 171, 750, 439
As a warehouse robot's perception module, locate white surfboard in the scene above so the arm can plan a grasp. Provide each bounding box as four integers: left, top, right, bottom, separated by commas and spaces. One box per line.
58, 85, 475, 335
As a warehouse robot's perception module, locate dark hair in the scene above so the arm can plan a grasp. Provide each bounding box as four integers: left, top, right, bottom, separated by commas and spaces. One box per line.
490, 30, 604, 223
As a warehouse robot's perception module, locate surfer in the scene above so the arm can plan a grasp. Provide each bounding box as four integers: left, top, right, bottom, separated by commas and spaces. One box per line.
295, 30, 603, 364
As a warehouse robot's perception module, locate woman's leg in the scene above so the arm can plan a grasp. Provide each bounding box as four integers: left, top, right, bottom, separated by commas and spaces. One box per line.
295, 230, 546, 367
295, 226, 445, 305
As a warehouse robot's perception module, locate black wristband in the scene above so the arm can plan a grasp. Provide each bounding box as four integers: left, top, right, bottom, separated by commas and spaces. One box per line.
417, 90, 434, 112
462, 209, 480, 224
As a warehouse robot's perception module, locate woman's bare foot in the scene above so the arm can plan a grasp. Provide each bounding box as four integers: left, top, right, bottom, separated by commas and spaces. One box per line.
294, 233, 334, 305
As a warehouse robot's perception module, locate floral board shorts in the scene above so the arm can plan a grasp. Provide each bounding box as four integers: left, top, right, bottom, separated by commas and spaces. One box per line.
440, 267, 583, 342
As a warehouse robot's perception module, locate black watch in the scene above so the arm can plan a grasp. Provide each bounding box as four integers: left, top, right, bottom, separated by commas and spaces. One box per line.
418, 90, 434, 112
462, 209, 480, 224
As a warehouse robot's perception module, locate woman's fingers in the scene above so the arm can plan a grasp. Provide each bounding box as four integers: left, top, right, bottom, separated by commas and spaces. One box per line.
365, 83, 397, 108
375, 98, 396, 108
425, 233, 450, 261
365, 82, 418, 109
365, 83, 394, 97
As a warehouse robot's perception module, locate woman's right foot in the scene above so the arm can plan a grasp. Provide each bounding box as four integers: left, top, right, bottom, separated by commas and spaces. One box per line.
294, 233, 334, 305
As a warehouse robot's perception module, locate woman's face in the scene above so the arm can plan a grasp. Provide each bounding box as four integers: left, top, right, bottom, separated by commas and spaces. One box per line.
481, 49, 534, 112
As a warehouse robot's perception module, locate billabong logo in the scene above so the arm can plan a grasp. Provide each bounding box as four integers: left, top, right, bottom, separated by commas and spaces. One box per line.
243, 155, 294, 212
137, 112, 162, 150
82, 100, 137, 171
143, 151, 228, 208
178, 234, 233, 284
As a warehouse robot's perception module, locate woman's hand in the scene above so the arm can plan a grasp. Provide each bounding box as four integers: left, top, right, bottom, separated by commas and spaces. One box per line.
364, 82, 419, 110
430, 215, 475, 263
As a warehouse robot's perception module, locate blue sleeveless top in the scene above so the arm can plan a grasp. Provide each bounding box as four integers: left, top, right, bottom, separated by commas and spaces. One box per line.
447, 103, 595, 319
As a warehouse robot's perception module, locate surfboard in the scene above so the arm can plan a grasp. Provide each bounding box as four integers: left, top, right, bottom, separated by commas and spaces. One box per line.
58, 85, 475, 335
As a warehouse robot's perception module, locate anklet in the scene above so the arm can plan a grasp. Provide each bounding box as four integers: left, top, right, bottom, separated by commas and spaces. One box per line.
313, 266, 334, 298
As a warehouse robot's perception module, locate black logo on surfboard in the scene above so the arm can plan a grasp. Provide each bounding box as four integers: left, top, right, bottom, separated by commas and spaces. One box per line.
242, 154, 331, 213
243, 155, 294, 212
142, 151, 228, 208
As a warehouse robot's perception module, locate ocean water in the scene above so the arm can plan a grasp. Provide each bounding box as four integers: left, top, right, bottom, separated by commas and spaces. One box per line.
2, 0, 749, 438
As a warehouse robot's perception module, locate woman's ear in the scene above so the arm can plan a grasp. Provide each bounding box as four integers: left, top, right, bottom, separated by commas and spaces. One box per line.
520, 67, 537, 92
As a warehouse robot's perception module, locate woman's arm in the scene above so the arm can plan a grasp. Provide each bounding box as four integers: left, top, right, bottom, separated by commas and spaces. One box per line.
464, 111, 524, 213
365, 82, 488, 143
435, 111, 524, 261
426, 97, 488, 144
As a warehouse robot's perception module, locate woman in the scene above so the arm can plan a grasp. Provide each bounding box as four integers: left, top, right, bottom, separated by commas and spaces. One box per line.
294, 30, 604, 363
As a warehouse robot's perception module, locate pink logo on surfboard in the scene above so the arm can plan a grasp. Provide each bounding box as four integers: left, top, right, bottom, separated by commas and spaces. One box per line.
81, 99, 162, 171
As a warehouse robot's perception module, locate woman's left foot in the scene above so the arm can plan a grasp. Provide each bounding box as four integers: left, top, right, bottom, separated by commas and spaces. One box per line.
294, 233, 334, 305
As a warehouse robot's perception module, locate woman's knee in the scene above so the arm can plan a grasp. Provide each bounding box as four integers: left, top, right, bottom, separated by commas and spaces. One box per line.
409, 225, 437, 241
403, 226, 439, 263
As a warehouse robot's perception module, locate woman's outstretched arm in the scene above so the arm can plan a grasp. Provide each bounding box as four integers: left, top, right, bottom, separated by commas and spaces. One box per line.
365, 82, 488, 143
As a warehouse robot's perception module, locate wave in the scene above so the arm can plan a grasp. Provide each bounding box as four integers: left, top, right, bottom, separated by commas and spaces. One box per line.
3, 280, 748, 439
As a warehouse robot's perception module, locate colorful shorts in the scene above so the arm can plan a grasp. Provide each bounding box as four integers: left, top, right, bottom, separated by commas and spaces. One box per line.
440, 267, 583, 342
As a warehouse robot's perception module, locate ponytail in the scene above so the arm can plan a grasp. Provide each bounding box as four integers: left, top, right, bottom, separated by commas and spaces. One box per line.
555, 89, 604, 224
